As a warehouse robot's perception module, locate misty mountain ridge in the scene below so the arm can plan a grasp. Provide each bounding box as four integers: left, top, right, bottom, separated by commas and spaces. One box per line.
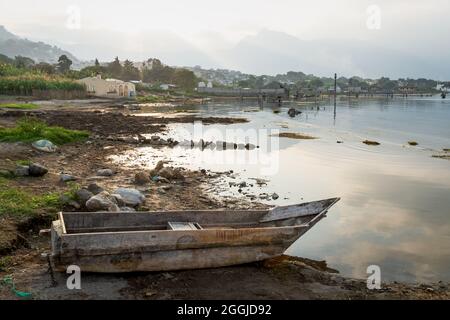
0, 26, 448, 80
0, 25, 79, 66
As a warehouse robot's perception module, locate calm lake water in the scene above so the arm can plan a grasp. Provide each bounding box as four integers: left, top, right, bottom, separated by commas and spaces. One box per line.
116, 96, 450, 283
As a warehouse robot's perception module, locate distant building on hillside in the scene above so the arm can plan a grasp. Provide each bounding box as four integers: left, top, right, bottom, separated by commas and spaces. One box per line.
207, 81, 213, 88
77, 75, 136, 98
198, 81, 206, 88
160, 84, 177, 90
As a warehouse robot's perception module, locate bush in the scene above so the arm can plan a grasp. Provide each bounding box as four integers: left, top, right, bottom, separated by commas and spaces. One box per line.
0, 75, 85, 96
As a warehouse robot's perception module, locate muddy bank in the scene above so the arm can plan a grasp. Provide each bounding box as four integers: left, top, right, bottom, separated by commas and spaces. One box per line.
0, 109, 248, 138
1, 250, 449, 300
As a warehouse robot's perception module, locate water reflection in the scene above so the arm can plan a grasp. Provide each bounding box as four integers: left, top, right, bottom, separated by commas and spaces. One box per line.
117, 97, 450, 282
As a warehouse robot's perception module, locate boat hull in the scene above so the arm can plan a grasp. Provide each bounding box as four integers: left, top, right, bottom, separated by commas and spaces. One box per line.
51, 244, 288, 272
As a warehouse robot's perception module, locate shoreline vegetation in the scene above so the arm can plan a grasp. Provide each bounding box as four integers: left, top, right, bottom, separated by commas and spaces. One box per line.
0, 118, 89, 144
1, 51, 449, 104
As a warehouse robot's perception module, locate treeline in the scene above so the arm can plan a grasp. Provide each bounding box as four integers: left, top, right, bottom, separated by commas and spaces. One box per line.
236, 70, 445, 93
0, 54, 200, 91
79, 57, 199, 90
0, 54, 85, 96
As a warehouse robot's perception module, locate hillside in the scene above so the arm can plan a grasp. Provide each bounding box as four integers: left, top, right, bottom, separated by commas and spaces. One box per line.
0, 25, 79, 66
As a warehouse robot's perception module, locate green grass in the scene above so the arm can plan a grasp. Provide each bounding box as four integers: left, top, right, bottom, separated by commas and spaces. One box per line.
0, 103, 38, 110
0, 256, 13, 272
0, 75, 85, 96
137, 95, 167, 103
0, 179, 61, 217
0, 118, 89, 145
15, 160, 31, 166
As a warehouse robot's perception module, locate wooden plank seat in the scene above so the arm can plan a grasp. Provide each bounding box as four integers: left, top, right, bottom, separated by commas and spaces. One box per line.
167, 222, 203, 231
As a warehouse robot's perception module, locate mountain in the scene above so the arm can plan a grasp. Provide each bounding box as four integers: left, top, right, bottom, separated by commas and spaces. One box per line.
0, 25, 79, 66
223, 30, 447, 79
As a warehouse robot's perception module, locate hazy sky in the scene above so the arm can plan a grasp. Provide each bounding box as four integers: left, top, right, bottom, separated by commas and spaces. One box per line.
1, 0, 449, 78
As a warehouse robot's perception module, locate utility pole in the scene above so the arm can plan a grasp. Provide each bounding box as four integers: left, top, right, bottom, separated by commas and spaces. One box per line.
334, 73, 337, 122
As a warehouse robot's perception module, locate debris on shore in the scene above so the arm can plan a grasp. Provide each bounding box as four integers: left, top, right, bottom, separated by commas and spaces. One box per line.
363, 140, 380, 146
272, 132, 317, 140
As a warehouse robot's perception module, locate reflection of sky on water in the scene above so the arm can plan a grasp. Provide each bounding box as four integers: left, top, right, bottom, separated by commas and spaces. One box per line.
114, 97, 450, 282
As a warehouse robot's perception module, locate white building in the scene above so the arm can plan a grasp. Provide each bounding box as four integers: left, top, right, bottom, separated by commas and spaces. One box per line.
77, 75, 136, 98
198, 81, 206, 88
160, 84, 176, 90
207, 81, 213, 88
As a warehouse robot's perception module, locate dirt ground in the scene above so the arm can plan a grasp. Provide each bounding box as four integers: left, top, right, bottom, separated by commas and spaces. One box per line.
0, 100, 449, 300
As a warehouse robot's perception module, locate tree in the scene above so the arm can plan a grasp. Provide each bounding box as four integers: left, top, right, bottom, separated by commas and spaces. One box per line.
34, 62, 56, 74
95, 58, 100, 67
121, 60, 140, 81
172, 69, 197, 90
56, 55, 72, 73
14, 56, 35, 69
107, 57, 123, 78
0, 54, 14, 65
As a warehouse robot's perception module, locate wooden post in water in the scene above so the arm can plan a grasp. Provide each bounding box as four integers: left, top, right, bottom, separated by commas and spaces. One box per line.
334, 73, 337, 120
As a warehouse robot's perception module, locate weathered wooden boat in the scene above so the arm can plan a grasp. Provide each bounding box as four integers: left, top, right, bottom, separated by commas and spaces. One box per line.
47, 197, 340, 272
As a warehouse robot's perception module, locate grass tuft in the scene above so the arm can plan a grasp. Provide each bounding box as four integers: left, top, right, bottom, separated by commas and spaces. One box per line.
0, 180, 61, 217
0, 118, 89, 145
0, 103, 38, 110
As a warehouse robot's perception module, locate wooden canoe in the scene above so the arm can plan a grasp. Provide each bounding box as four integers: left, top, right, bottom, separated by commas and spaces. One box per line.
48, 197, 340, 272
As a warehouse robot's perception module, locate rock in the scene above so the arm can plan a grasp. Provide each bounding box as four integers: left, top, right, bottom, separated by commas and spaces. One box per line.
113, 188, 145, 207
149, 160, 167, 177
96, 169, 114, 177
85, 191, 119, 212
245, 143, 256, 150
337, 141, 344, 144
28, 163, 48, 177
158, 167, 184, 180
259, 193, 269, 199
68, 200, 81, 209
288, 108, 301, 117
58, 194, 71, 205
271, 193, 279, 200
75, 189, 93, 206
60, 173, 77, 183
151, 175, 170, 183
238, 181, 247, 188
87, 183, 104, 195
15, 165, 30, 176
119, 207, 136, 212
151, 135, 160, 141
111, 194, 126, 207
135, 171, 151, 185
158, 139, 169, 146
32, 140, 57, 153
157, 185, 173, 194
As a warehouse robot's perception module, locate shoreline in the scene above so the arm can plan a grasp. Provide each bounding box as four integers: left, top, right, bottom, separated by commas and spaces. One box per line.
0, 99, 449, 300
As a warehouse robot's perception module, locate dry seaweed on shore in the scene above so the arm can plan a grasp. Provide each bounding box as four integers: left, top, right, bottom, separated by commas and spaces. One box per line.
432, 154, 450, 160
272, 132, 318, 140
363, 140, 380, 146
